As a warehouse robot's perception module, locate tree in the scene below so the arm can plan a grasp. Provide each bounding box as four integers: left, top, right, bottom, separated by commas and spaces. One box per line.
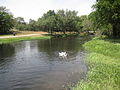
36, 10, 80, 34
81, 15, 94, 33
0, 6, 14, 34
57, 10, 66, 34
93, 0, 120, 37
28, 19, 37, 31
64, 10, 78, 33
56, 10, 78, 34
79, 15, 88, 32
14, 17, 25, 24
37, 10, 58, 34
14, 17, 27, 30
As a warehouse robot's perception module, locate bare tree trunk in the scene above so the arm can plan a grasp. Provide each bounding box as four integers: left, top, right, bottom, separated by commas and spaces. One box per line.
112, 24, 118, 38
63, 30, 66, 35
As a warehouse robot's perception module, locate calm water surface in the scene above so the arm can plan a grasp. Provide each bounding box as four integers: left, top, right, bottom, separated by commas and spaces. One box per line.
0, 37, 90, 90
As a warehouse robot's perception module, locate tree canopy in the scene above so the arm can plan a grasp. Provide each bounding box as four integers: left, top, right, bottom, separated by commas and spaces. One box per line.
2, 0, 120, 38
93, 0, 120, 37
0, 6, 14, 34
37, 10, 79, 34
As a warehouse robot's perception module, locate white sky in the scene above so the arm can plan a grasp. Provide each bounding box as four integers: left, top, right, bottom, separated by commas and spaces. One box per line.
0, 0, 96, 22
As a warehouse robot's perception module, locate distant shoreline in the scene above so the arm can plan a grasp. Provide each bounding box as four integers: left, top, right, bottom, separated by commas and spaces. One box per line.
0, 33, 51, 44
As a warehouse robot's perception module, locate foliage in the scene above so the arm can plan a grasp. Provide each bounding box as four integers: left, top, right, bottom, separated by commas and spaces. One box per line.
73, 39, 120, 90
14, 17, 27, 30
92, 0, 120, 37
81, 15, 94, 33
0, 6, 14, 33
0, 7, 95, 35
28, 19, 37, 31
37, 10, 79, 34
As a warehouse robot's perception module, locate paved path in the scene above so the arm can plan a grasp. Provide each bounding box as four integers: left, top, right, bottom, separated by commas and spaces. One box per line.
0, 34, 42, 39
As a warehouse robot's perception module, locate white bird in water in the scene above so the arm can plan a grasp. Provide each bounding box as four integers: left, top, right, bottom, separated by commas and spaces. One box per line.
59, 52, 67, 57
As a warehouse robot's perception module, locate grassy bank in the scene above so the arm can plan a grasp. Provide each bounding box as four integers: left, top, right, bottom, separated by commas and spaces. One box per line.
73, 38, 120, 90
0, 36, 51, 44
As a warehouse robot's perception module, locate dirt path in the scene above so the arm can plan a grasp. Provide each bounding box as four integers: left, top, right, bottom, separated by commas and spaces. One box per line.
0, 31, 48, 39
0, 34, 44, 39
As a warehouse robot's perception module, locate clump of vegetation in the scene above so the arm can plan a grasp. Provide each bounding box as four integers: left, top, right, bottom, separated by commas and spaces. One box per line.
0, 6, 14, 34
73, 39, 120, 90
0, 36, 51, 44
91, 0, 120, 38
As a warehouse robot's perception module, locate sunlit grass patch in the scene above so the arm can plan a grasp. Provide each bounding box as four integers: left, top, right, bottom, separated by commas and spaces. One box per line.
73, 38, 120, 90
0, 36, 51, 44
84, 39, 120, 58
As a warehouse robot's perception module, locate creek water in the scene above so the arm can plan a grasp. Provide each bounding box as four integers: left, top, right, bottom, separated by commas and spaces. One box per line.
0, 36, 90, 90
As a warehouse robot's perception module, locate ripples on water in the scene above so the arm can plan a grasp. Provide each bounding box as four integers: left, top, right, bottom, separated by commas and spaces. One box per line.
0, 37, 90, 90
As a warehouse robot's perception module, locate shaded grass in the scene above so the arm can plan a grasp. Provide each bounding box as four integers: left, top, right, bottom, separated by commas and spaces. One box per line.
0, 36, 51, 44
73, 38, 120, 90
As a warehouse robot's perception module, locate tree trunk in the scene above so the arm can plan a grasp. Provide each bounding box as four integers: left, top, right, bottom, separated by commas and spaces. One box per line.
112, 24, 118, 38
50, 30, 53, 35
63, 30, 66, 35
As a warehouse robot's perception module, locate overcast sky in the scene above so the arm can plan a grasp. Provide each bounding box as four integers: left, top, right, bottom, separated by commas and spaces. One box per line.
0, 0, 96, 22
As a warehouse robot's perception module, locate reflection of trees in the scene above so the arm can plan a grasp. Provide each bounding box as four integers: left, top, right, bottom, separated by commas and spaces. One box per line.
0, 44, 15, 58
37, 37, 86, 57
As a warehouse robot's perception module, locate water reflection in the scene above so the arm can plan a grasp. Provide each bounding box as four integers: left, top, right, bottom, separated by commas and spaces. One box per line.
38, 37, 82, 52
37, 37, 85, 60
0, 44, 15, 59
0, 37, 90, 90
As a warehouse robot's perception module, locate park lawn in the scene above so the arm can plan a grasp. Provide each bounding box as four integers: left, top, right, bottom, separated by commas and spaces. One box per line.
73, 38, 120, 90
0, 35, 51, 44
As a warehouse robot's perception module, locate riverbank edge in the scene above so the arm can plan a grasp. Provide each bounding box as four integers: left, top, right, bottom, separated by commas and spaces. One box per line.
0, 33, 86, 44
0, 35, 51, 44
72, 37, 120, 90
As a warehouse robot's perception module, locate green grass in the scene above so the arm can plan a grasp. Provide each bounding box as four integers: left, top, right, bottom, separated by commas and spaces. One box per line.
0, 36, 51, 44
72, 38, 120, 90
